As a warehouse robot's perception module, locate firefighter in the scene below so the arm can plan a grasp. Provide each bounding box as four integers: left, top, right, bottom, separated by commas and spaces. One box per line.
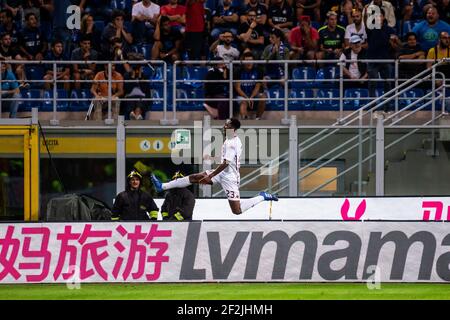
112, 170, 159, 221
160, 171, 195, 221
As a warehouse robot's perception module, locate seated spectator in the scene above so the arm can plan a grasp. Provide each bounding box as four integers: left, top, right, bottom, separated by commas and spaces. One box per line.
412, 5, 450, 53
71, 35, 98, 90
363, 0, 396, 28
203, 58, 230, 120
397, 32, 426, 81
101, 10, 133, 56
83, 0, 113, 22
131, 0, 160, 44
211, 0, 240, 40
239, 0, 268, 29
43, 40, 70, 91
338, 0, 355, 27
130, 103, 145, 120
288, 15, 319, 60
0, 9, 20, 49
294, 0, 321, 23
317, 11, 346, 60
74, 13, 103, 53
2, 0, 22, 21
109, 37, 132, 75
18, 12, 48, 61
339, 35, 368, 89
151, 15, 183, 63
160, 0, 186, 33
268, 0, 294, 35
261, 28, 289, 89
210, 30, 240, 61
426, 31, 450, 79
402, 0, 426, 22
0, 32, 26, 87
344, 8, 368, 49
237, 9, 265, 59
0, 57, 20, 118
234, 52, 267, 120
90, 62, 124, 121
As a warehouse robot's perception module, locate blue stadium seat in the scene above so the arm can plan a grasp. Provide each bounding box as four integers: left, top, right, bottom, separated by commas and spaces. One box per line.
177, 88, 205, 111
150, 88, 173, 112
344, 88, 370, 110
18, 89, 41, 112
182, 66, 208, 89
315, 66, 339, 88
25, 66, 45, 89
315, 88, 340, 110
42, 90, 69, 112
137, 43, 152, 60
399, 88, 424, 109
69, 89, 93, 111
291, 66, 316, 89
311, 21, 322, 30
266, 86, 285, 111
94, 20, 105, 32
111, 0, 133, 11
288, 88, 314, 110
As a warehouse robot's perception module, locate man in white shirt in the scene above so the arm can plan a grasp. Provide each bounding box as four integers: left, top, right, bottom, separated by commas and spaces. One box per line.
132, 0, 161, 43
345, 8, 368, 49
210, 30, 240, 61
151, 119, 278, 216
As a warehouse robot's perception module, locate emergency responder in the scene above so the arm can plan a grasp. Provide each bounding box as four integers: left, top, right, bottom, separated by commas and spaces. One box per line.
160, 172, 195, 221
112, 170, 159, 220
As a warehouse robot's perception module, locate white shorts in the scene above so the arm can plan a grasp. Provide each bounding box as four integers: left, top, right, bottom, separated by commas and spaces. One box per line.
207, 170, 240, 201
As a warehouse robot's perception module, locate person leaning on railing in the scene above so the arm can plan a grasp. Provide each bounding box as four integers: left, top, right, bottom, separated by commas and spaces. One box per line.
90, 61, 124, 121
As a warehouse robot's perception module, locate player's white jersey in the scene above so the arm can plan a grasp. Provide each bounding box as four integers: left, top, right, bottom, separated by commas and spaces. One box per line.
220, 135, 242, 183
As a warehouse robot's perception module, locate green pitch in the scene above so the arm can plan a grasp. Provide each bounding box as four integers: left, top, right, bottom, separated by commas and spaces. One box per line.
0, 283, 449, 300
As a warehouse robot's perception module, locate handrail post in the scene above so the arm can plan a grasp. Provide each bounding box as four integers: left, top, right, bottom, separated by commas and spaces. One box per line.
169, 61, 178, 125
358, 108, 363, 195
375, 114, 384, 196
289, 115, 298, 196
116, 115, 126, 194
339, 60, 344, 122
50, 62, 59, 125
430, 66, 437, 156
284, 61, 289, 123
105, 62, 114, 125
394, 59, 399, 115
0, 60, 2, 118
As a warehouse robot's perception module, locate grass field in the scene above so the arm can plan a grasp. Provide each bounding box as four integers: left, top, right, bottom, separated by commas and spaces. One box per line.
0, 283, 449, 300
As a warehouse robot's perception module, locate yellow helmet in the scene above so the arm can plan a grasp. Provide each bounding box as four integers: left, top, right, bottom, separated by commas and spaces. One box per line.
172, 171, 184, 180
127, 170, 142, 180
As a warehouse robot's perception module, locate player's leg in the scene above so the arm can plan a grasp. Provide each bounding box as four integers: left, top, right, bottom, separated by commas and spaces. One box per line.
151, 171, 212, 192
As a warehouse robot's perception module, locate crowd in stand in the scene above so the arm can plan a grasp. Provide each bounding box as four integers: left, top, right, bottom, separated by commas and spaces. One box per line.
1, 0, 450, 120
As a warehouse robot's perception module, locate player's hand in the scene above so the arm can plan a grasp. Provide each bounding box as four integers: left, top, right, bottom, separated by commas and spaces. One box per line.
199, 175, 212, 184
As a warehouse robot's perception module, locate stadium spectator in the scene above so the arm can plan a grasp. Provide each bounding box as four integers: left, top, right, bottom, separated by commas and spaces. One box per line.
316, 11, 345, 60
131, 0, 160, 44
109, 37, 132, 75
43, 39, 70, 91
397, 32, 426, 81
83, 0, 112, 21
160, 171, 195, 221
338, 0, 355, 27
203, 58, 230, 120
237, 9, 265, 58
0, 9, 20, 49
412, 5, 450, 52
101, 10, 133, 56
185, 0, 205, 60
426, 31, 450, 79
261, 27, 289, 89
288, 15, 319, 60
90, 62, 124, 121
234, 52, 266, 120
74, 13, 102, 53
52, 0, 78, 55
211, 0, 240, 39
18, 12, 47, 61
124, 53, 151, 120
151, 15, 183, 63
437, 0, 450, 24
210, 30, 240, 61
294, 0, 321, 23
71, 35, 98, 90
2, 0, 22, 21
339, 34, 368, 89
0, 57, 20, 118
0, 32, 26, 87
239, 0, 268, 28
402, 0, 425, 21
160, 0, 186, 33
363, 0, 396, 28
112, 170, 159, 221
344, 8, 367, 49
268, 0, 294, 35
365, 7, 400, 111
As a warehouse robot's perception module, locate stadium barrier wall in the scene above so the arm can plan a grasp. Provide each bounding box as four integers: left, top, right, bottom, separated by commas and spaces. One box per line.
153, 196, 450, 221
1, 220, 450, 283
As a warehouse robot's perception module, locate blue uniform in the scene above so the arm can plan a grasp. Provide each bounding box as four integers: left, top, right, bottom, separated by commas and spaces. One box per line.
236, 68, 261, 97
19, 26, 46, 56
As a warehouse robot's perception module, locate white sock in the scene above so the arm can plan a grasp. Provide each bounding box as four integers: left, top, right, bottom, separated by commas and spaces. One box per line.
162, 176, 191, 190
240, 196, 264, 213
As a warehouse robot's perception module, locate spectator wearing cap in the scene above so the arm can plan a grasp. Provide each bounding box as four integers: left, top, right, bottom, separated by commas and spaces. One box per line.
397, 32, 425, 82
289, 15, 319, 60
294, 0, 321, 23
211, 0, 240, 40
268, 0, 294, 35
339, 35, 368, 89
345, 8, 368, 49
237, 8, 265, 58
317, 11, 346, 60
412, 5, 450, 53
363, 0, 396, 28
210, 30, 241, 61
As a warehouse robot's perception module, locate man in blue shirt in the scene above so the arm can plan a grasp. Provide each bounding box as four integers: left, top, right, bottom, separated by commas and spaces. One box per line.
19, 12, 47, 61
412, 5, 450, 52
43, 40, 71, 91
0, 57, 21, 118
